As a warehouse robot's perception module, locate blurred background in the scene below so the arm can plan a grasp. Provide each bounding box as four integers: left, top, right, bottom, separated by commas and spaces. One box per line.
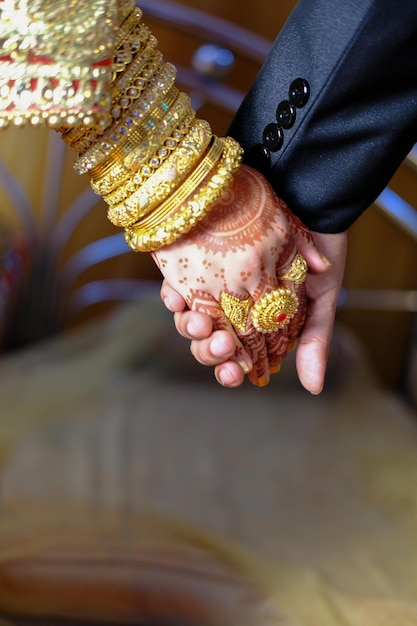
0, 1, 416, 624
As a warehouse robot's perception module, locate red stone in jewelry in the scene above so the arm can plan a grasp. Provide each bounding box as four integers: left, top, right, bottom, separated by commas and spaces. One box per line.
251, 288, 299, 333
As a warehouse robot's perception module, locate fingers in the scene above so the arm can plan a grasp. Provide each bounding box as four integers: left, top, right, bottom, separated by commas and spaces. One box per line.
189, 328, 237, 365
174, 309, 214, 341
281, 205, 332, 274
187, 293, 254, 387
297, 235, 332, 274
160, 279, 187, 313
265, 330, 291, 374
189, 328, 251, 388
296, 312, 331, 395
214, 362, 247, 388
295, 231, 348, 394
158, 224, 344, 393
160, 281, 254, 386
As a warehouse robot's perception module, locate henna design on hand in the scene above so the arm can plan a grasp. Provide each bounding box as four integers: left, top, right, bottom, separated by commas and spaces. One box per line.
188, 165, 280, 255
266, 331, 289, 371
153, 163, 313, 387
238, 328, 268, 381
188, 289, 223, 318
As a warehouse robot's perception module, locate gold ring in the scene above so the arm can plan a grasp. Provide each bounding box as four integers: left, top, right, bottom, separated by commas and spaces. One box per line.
220, 292, 253, 333
251, 288, 299, 333
279, 252, 308, 284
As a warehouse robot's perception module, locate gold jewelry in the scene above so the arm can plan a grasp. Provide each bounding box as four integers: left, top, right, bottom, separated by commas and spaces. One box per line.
66, 48, 163, 156
251, 288, 299, 333
92, 117, 211, 197
113, 7, 143, 51
112, 22, 152, 76
0, 0, 118, 129
112, 40, 160, 101
75, 69, 178, 175
61, 20, 157, 149
90, 88, 192, 194
279, 253, 308, 284
127, 136, 224, 228
125, 136, 243, 252
219, 293, 253, 333
103, 112, 196, 207
111, 134, 223, 227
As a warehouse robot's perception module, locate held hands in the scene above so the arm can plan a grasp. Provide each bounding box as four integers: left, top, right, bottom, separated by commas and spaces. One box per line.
153, 164, 340, 389
162, 230, 346, 393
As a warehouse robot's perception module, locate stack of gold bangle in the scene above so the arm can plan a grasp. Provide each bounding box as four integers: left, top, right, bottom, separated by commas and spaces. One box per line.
64, 4, 243, 252
125, 136, 242, 251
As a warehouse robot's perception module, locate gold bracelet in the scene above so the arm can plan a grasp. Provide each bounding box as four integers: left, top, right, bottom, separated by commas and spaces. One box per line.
125, 137, 243, 252
124, 135, 224, 229
107, 120, 216, 227
112, 17, 151, 77
75, 66, 178, 176
114, 7, 143, 51
89, 88, 194, 188
103, 112, 196, 207
89, 88, 191, 187
112, 38, 160, 101
69, 48, 163, 156
59, 6, 145, 146
91, 116, 210, 197
117, 1, 139, 27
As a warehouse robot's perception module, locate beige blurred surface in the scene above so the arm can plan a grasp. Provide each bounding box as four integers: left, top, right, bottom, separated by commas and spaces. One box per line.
0, 300, 416, 624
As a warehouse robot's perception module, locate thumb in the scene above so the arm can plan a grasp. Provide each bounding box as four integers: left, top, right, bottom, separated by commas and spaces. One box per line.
293, 230, 333, 275
295, 313, 333, 394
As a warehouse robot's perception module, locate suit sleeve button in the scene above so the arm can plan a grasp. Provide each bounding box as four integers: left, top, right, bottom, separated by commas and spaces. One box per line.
276, 100, 296, 129
289, 78, 310, 107
244, 143, 271, 172
262, 123, 284, 151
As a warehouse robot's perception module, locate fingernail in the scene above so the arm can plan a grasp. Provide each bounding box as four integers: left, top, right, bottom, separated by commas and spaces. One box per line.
187, 319, 203, 337
211, 335, 231, 357
163, 296, 174, 311
238, 359, 252, 374
270, 364, 281, 374
257, 375, 270, 387
218, 366, 237, 387
320, 253, 332, 266
310, 385, 324, 395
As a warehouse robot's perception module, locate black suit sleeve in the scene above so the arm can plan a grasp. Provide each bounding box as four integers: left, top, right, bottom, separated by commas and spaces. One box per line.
228, 0, 417, 233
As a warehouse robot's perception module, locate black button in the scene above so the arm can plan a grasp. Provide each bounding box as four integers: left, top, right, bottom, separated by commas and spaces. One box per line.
289, 78, 310, 108
262, 123, 284, 151
276, 100, 296, 129
244, 143, 271, 172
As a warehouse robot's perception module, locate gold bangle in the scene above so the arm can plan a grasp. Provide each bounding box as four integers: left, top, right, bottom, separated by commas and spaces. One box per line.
90, 88, 191, 186
69, 48, 163, 156
103, 111, 196, 207
74, 66, 178, 176
107, 122, 217, 227
116, 2, 140, 28
112, 39, 160, 101
114, 7, 144, 51
60, 6, 145, 146
128, 136, 224, 229
125, 137, 243, 252
91, 116, 210, 197
112, 16, 151, 76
